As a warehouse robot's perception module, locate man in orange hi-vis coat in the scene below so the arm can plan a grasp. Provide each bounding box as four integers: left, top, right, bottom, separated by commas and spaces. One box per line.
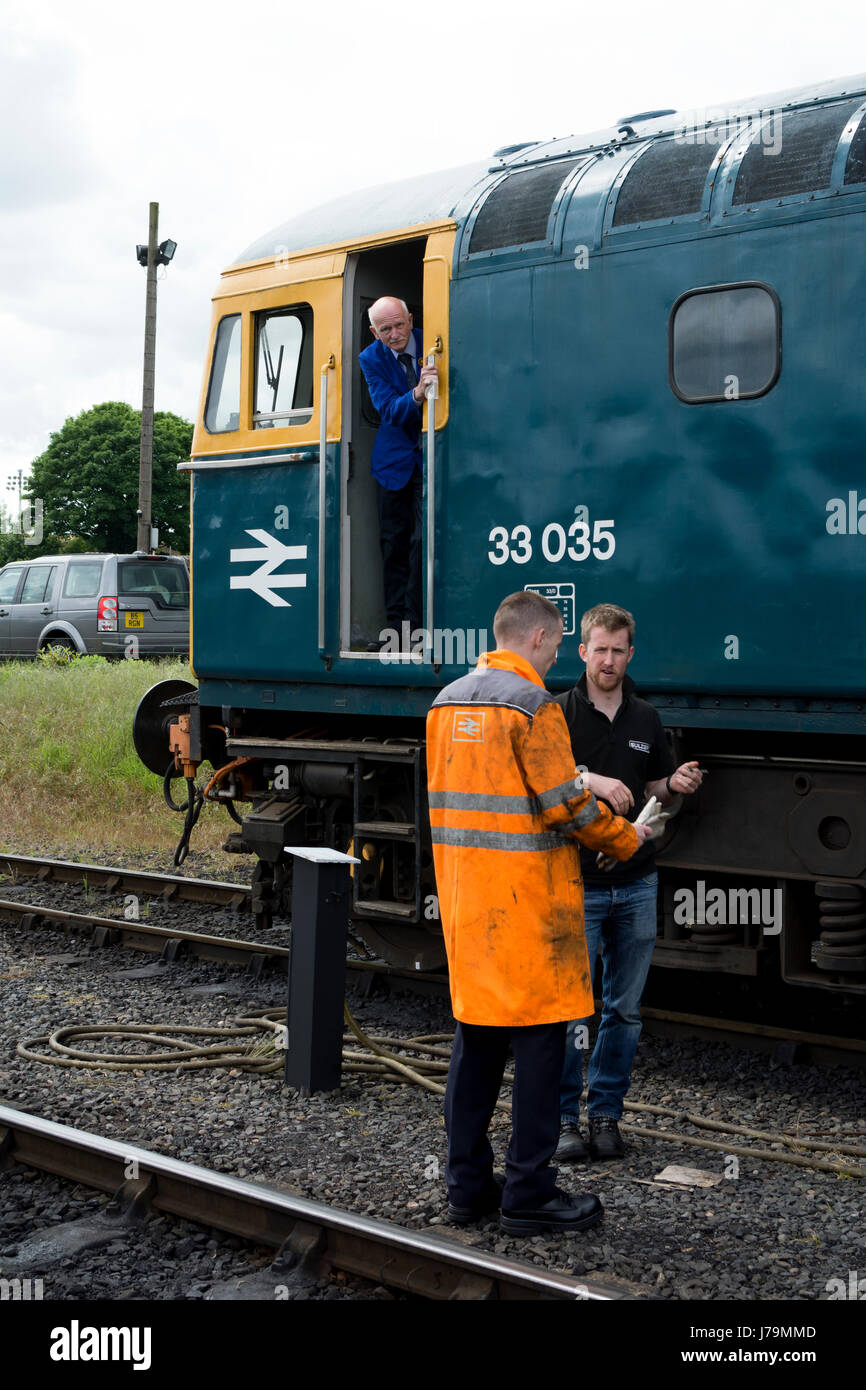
426, 590, 649, 1236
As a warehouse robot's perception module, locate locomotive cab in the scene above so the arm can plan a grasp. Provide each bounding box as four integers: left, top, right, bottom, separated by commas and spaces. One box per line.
144, 199, 462, 968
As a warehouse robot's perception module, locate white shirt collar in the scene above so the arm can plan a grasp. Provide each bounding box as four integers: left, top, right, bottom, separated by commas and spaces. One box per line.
389, 329, 417, 360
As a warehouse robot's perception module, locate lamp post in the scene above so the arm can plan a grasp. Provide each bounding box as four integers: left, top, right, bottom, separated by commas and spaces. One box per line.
135, 203, 177, 553
5, 469, 23, 532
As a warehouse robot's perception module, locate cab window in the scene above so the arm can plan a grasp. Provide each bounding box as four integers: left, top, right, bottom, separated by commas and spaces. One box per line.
253, 304, 313, 428
204, 314, 242, 433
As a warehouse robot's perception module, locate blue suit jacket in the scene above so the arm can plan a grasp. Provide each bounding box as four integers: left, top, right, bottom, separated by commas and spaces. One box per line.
359, 331, 423, 490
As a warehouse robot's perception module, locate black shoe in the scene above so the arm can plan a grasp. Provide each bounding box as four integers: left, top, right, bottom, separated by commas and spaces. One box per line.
554, 1122, 589, 1163
447, 1173, 506, 1225
500, 1188, 603, 1236
589, 1117, 625, 1160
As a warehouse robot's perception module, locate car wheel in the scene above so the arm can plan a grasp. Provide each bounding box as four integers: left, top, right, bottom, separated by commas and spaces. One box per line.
40, 636, 77, 655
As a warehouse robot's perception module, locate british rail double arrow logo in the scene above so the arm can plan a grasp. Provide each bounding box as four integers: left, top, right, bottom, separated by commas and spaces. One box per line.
229, 529, 308, 608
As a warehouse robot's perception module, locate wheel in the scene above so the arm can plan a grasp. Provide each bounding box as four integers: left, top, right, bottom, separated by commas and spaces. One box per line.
353, 919, 447, 972
39, 636, 77, 656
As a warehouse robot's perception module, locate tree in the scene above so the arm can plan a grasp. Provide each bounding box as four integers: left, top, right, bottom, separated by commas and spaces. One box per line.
27, 402, 192, 553
0, 500, 28, 566
0, 496, 94, 566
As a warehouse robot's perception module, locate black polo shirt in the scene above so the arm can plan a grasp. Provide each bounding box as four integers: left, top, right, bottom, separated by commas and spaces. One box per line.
554, 674, 674, 886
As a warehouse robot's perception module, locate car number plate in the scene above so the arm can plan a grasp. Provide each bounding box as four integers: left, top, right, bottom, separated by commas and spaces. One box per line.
124, 612, 145, 629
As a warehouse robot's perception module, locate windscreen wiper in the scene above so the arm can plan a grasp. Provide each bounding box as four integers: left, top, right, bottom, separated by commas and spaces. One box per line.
260, 322, 284, 412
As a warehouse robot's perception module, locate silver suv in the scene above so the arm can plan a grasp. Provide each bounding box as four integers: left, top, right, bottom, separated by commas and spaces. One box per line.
0, 553, 189, 657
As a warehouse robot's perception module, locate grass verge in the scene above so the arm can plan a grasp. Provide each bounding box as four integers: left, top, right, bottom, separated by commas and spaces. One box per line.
0, 656, 237, 866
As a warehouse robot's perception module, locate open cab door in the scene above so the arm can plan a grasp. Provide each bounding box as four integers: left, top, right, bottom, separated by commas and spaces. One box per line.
338, 230, 452, 662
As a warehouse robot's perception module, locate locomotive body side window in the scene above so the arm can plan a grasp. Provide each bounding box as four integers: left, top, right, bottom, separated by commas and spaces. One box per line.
670, 283, 780, 403
253, 304, 314, 428
204, 314, 242, 433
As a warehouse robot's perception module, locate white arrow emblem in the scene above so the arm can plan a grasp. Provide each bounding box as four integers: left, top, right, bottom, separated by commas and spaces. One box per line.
229, 529, 308, 608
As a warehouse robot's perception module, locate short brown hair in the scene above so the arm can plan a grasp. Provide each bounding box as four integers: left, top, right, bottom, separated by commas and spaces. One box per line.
580, 603, 635, 645
494, 590, 563, 643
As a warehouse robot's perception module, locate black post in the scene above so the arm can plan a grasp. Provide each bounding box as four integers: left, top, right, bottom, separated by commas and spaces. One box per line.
283, 848, 359, 1093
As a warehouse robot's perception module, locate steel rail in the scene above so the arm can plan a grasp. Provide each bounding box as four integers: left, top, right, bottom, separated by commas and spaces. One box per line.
0, 853, 251, 910
0, 892, 449, 982
0, 898, 284, 966
0, 1105, 627, 1301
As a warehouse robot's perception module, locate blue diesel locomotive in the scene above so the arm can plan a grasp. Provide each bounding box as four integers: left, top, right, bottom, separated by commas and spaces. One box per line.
136, 72, 866, 1001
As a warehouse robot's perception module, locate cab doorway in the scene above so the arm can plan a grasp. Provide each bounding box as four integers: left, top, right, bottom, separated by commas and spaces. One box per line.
341, 239, 426, 654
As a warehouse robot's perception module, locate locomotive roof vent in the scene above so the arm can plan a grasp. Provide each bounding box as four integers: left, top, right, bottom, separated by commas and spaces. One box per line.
612, 134, 721, 226
733, 97, 864, 204
469, 158, 584, 254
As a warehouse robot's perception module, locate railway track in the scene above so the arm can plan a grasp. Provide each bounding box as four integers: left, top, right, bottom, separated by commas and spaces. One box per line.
0, 850, 446, 985
2, 853, 865, 1066
0, 894, 285, 969
0, 893, 446, 990
3, 865, 865, 1306
0, 1105, 623, 1301
0, 853, 252, 911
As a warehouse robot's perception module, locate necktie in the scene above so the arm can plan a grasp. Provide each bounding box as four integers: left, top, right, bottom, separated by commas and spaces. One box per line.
398, 352, 417, 389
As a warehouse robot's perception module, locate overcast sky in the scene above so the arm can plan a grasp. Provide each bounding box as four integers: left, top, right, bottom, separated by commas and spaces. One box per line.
1, 0, 863, 503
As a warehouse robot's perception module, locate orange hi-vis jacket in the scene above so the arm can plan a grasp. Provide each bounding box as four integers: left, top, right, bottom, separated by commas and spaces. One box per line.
426, 650, 639, 1027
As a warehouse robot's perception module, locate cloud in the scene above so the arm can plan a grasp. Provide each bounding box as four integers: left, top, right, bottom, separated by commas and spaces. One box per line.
0, 0, 860, 495
0, 33, 102, 211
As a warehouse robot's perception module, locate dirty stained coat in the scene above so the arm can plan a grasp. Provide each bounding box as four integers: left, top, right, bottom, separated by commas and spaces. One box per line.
426, 649, 639, 1026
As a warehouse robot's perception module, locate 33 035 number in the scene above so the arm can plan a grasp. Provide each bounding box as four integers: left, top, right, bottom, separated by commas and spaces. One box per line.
487, 517, 615, 566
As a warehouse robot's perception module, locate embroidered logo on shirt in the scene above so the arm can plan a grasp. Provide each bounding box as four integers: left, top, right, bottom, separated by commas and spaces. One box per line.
629, 739, 651, 754
452, 711, 485, 742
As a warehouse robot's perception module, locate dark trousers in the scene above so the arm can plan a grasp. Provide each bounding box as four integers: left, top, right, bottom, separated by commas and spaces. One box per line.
444, 1020, 566, 1212
375, 467, 422, 631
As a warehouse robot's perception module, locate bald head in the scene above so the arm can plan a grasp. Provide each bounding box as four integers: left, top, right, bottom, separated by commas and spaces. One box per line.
368, 297, 413, 353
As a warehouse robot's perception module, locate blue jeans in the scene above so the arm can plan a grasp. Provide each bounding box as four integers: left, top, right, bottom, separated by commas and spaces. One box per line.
560, 872, 658, 1124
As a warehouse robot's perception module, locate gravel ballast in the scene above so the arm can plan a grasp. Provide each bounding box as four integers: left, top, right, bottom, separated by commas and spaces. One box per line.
1, 849, 864, 1303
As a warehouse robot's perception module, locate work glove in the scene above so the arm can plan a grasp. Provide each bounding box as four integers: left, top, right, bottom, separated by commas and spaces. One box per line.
596, 795, 671, 872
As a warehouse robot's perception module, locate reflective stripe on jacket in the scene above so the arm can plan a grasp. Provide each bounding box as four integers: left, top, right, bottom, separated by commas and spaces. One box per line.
426, 649, 639, 1026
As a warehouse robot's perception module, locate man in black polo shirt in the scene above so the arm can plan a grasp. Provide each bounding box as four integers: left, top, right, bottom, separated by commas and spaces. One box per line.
554, 603, 703, 1161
